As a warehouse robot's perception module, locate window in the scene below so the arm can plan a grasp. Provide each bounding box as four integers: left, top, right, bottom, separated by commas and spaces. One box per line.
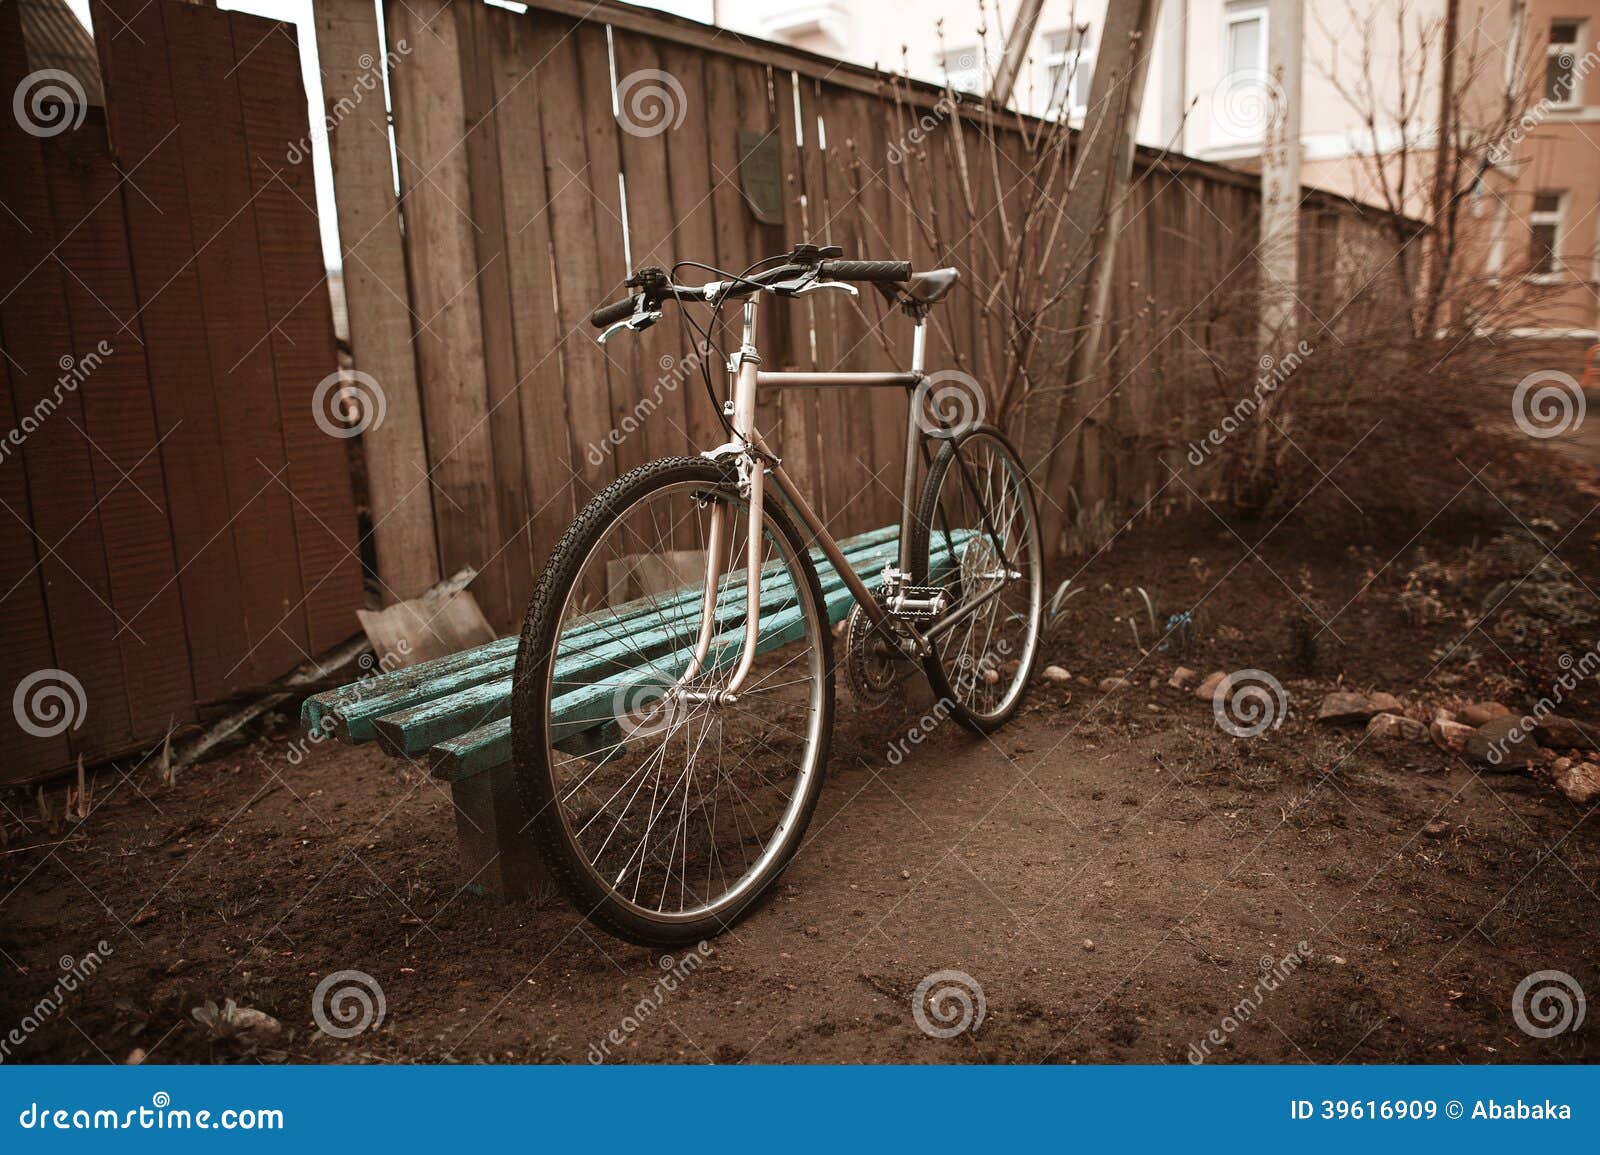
937, 45, 984, 95
1225, 2, 1268, 82
1214, 1, 1269, 143
1546, 20, 1584, 106
1529, 191, 1565, 277
1043, 25, 1093, 117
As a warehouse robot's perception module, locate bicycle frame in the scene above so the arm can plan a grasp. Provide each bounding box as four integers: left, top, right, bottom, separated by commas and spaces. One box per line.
683, 296, 988, 699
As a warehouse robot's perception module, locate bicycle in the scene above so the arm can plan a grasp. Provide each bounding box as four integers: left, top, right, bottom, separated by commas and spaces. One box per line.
511, 243, 1044, 946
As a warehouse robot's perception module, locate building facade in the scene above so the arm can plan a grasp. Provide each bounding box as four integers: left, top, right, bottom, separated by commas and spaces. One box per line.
645, 0, 1600, 335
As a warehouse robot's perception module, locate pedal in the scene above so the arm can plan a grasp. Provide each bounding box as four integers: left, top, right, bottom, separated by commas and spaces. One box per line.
885, 584, 949, 619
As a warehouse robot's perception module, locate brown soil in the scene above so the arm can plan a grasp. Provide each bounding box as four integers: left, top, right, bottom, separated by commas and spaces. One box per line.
4, 423, 1599, 1065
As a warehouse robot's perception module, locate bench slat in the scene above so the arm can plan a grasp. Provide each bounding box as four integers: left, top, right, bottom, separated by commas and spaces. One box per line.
375, 533, 911, 757
306, 523, 902, 742
428, 533, 973, 780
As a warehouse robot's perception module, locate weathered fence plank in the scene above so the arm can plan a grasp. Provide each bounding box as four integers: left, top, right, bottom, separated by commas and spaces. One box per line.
167, 2, 309, 682
41, 116, 194, 739
92, 0, 249, 701
231, 15, 365, 657
483, 5, 576, 571
386, 0, 515, 629
314, 0, 442, 601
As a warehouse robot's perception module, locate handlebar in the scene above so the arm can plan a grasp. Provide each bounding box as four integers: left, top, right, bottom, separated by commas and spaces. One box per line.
818, 259, 912, 283
588, 249, 914, 330
590, 295, 641, 328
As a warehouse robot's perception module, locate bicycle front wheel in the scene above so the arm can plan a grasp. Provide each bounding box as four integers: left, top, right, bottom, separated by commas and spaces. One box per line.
512, 457, 834, 946
910, 426, 1044, 732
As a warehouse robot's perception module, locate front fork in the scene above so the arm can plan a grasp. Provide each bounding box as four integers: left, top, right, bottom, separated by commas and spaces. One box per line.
680, 300, 767, 700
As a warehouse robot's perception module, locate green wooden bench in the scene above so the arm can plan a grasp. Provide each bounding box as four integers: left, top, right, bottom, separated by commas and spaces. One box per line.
300, 524, 970, 899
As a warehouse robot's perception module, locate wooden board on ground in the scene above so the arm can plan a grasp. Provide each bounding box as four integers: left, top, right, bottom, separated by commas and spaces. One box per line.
357, 570, 498, 670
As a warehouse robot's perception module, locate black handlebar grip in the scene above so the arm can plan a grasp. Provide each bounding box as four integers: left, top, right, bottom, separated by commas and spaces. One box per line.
590, 295, 639, 328
818, 259, 912, 283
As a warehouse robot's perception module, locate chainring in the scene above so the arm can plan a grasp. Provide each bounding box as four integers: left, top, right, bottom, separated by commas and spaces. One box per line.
844, 603, 902, 708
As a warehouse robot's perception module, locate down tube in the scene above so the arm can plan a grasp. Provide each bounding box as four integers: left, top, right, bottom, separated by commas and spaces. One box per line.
764, 462, 891, 629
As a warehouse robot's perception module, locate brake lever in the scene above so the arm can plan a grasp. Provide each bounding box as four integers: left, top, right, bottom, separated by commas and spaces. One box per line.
596, 309, 663, 345
793, 280, 858, 299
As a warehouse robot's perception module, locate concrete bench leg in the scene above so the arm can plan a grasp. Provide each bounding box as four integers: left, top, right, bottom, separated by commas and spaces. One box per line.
448, 760, 555, 902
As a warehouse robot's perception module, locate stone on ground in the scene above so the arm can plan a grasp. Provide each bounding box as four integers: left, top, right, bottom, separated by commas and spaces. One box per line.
1430, 718, 1475, 753
1459, 701, 1511, 727
1366, 713, 1427, 742
1552, 761, 1600, 805
1317, 691, 1385, 724
1463, 715, 1538, 768
1533, 714, 1600, 752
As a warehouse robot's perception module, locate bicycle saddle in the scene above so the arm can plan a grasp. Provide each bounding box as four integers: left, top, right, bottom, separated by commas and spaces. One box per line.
905, 267, 958, 304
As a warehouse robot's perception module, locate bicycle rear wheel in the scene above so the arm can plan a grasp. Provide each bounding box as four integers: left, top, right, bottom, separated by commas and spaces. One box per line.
909, 426, 1044, 733
512, 457, 833, 946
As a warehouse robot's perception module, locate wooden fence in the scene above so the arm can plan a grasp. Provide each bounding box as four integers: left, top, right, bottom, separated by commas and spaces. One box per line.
325, 0, 1406, 634
1, 0, 362, 784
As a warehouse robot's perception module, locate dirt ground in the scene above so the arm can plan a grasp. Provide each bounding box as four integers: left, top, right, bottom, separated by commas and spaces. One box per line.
4, 402, 1599, 1065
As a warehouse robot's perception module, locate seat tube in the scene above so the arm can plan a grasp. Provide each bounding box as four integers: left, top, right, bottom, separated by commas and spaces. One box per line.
898, 319, 928, 573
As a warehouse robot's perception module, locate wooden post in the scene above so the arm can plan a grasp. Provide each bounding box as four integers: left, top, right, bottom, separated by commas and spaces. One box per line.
1258, 0, 1303, 348
988, 0, 1046, 109
313, 0, 442, 602
1020, 0, 1160, 552
446, 763, 553, 902
1157, 0, 1187, 152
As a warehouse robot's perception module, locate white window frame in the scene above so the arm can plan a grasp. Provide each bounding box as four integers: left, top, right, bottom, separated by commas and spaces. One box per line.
1213, 0, 1270, 146
1041, 25, 1094, 120
937, 44, 984, 96
1528, 191, 1567, 282
1224, 1, 1269, 78
1547, 19, 1585, 109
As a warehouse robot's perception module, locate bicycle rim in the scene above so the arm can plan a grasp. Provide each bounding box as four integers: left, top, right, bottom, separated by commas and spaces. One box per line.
914, 429, 1044, 728
525, 462, 830, 932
